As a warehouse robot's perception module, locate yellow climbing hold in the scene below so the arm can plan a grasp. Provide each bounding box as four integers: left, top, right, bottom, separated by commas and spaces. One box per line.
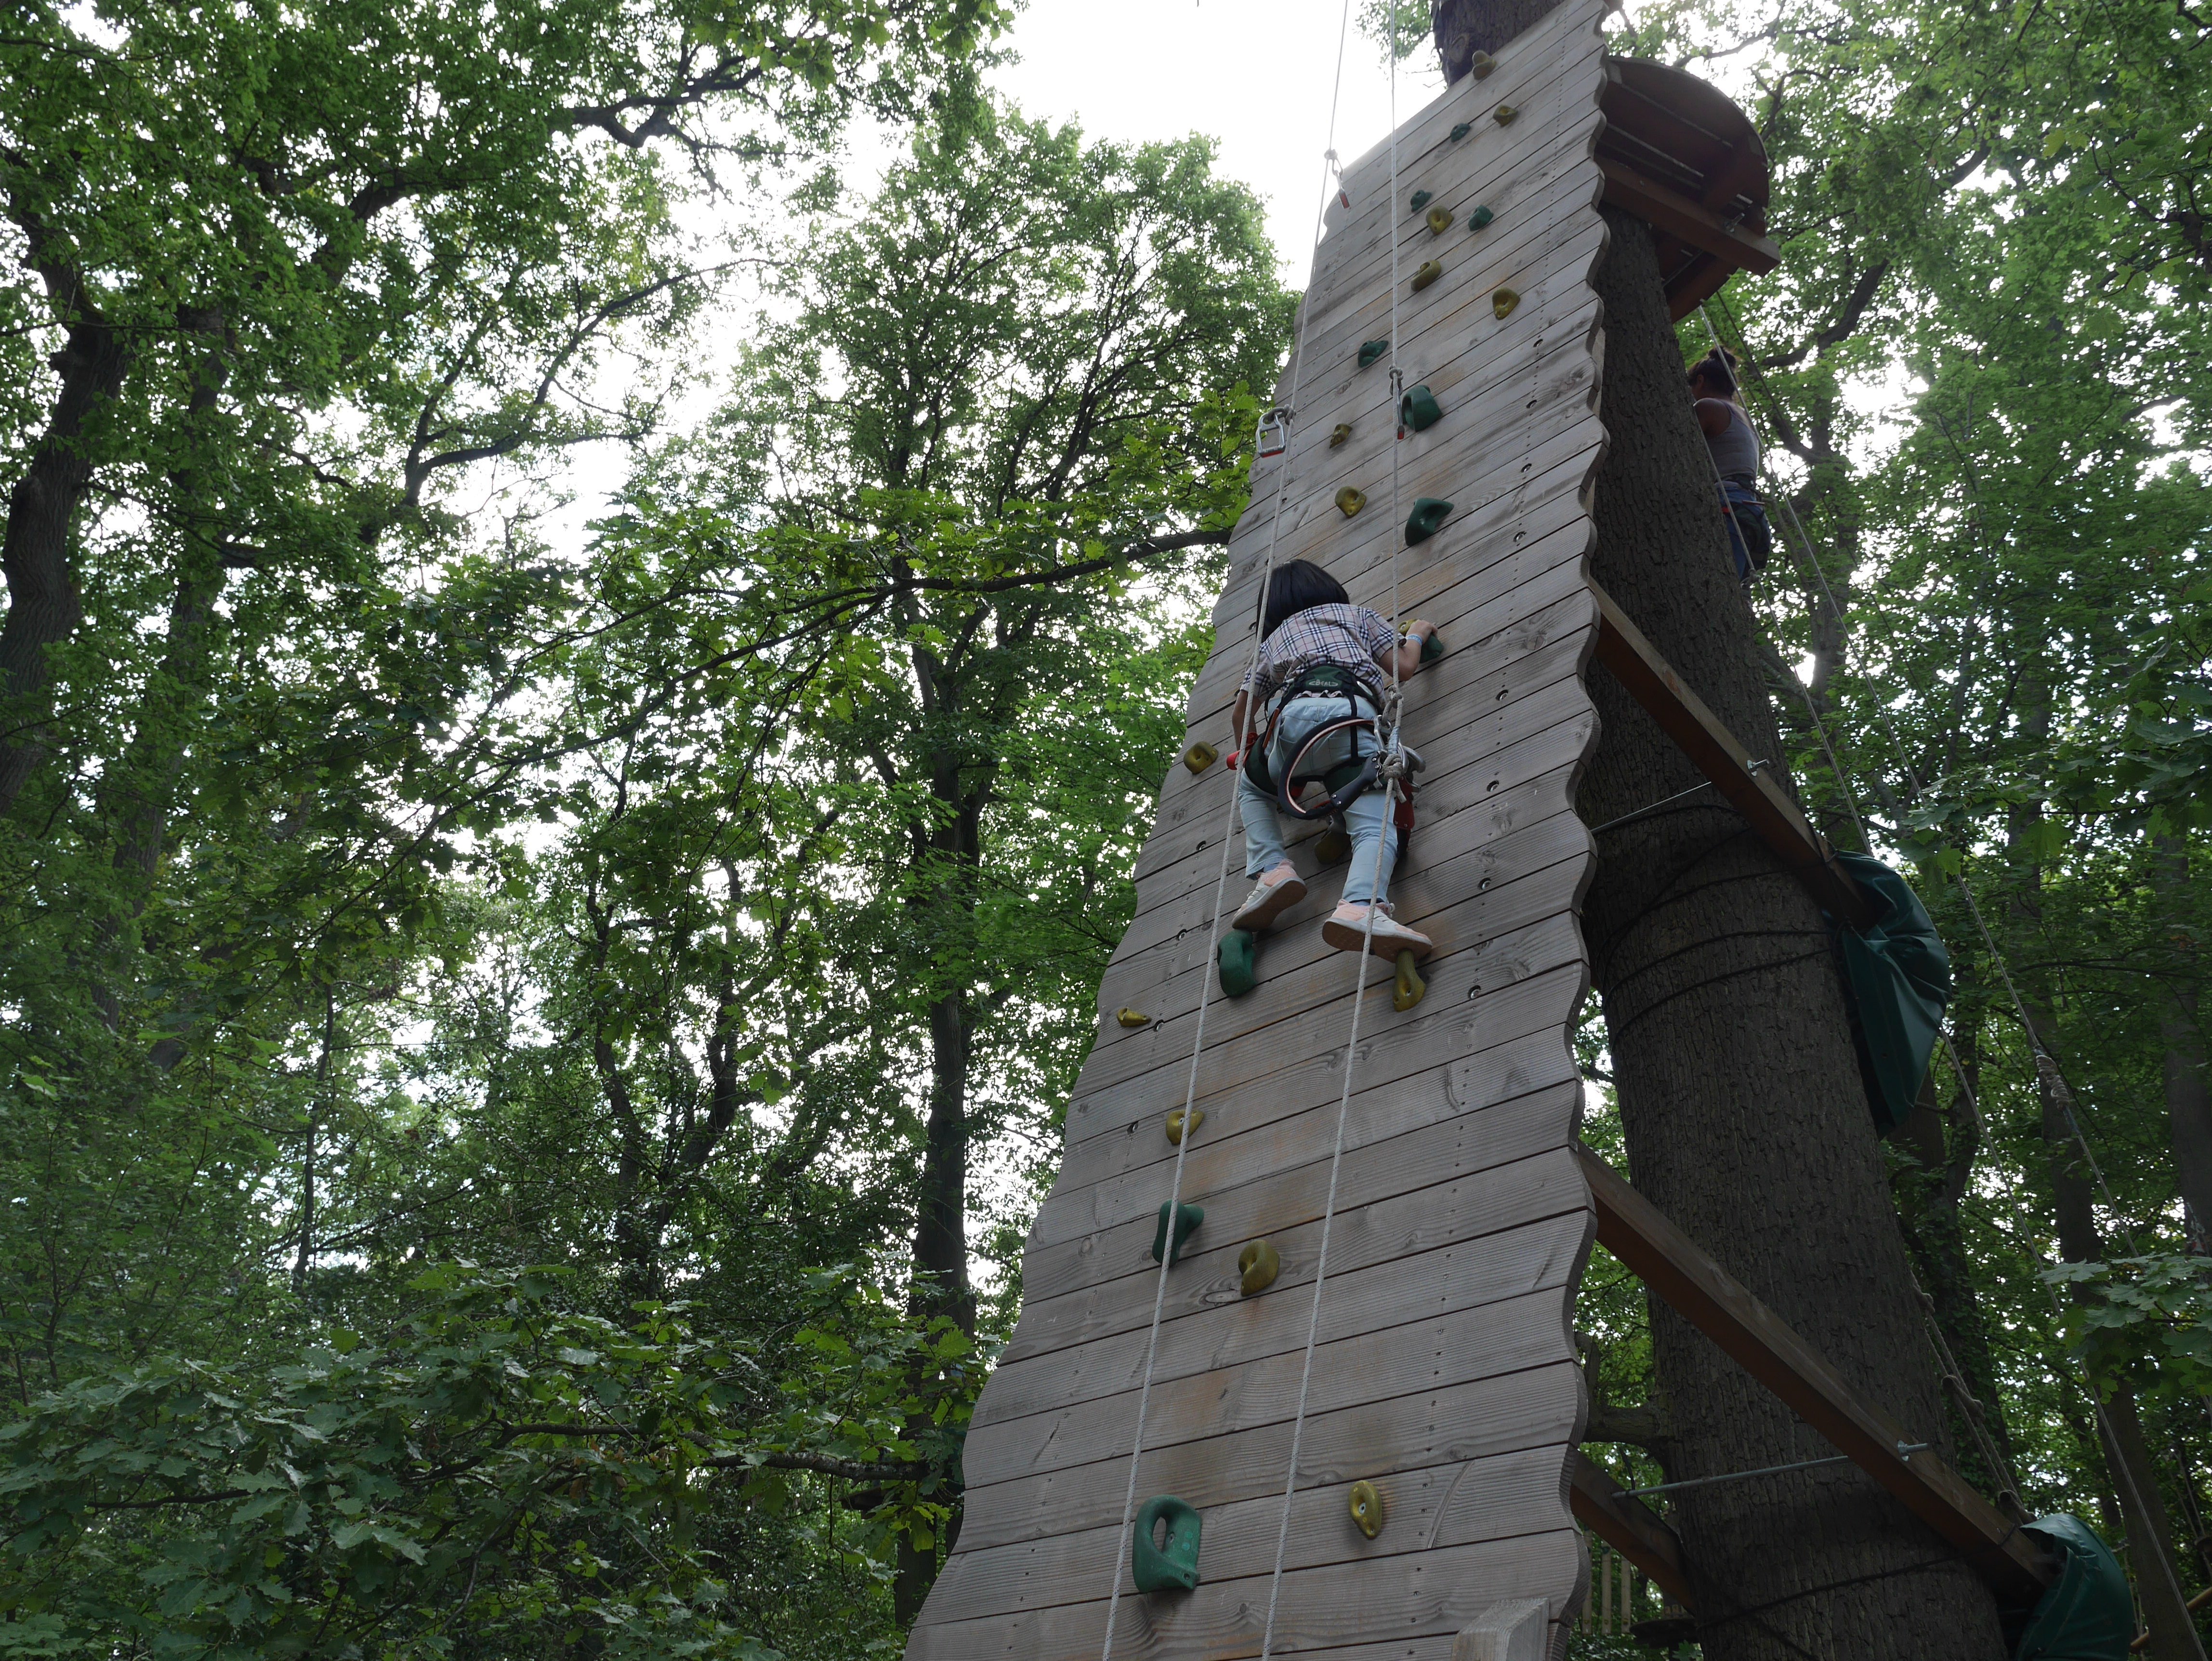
1165, 1107, 1203, 1145
1335, 486, 1367, 517
1393, 950, 1427, 1012
1470, 49, 1496, 78
1182, 740, 1217, 774
1349, 1479, 1386, 1539
1412, 259, 1441, 292
1494, 102, 1519, 125
1492, 287, 1520, 319
1238, 1239, 1281, 1296
1425, 206, 1453, 236
1329, 422, 1352, 448
1117, 1007, 1150, 1028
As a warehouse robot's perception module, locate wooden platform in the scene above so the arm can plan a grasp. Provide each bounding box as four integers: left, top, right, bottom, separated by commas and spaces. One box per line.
907, 4, 1614, 1655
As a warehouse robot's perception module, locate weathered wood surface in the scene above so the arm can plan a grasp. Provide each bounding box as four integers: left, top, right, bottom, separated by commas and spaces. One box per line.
906, 3, 1612, 1654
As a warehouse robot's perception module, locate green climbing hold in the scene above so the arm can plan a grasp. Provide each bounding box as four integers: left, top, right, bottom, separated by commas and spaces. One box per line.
1218, 927, 1258, 996
1335, 485, 1367, 517
1425, 206, 1454, 236
1409, 189, 1432, 211
1132, 1495, 1202, 1593
1468, 203, 1495, 230
1151, 1201, 1204, 1265
1412, 259, 1441, 292
1449, 121, 1473, 142
1358, 338, 1389, 369
1421, 626, 1446, 663
1329, 422, 1353, 448
1400, 383, 1443, 432
1405, 497, 1453, 545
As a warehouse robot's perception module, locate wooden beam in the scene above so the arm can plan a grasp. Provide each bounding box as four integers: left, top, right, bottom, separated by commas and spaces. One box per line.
1570, 1451, 1696, 1610
1573, 1144, 2059, 1604
1588, 579, 1876, 931
1598, 156, 1781, 276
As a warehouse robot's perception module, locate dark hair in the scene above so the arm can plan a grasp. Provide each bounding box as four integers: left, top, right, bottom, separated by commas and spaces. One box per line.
1688, 346, 1738, 398
1258, 558, 1349, 640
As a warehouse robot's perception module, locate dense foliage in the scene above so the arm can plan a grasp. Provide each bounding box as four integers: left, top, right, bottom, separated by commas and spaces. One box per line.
4, 0, 2210, 1649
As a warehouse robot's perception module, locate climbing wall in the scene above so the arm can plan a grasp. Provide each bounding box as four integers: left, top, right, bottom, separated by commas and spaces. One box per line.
908, 2, 1611, 1654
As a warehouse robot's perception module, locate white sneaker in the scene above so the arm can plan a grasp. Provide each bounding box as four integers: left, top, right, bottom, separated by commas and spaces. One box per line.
1322, 901, 1434, 960
1230, 861, 1306, 932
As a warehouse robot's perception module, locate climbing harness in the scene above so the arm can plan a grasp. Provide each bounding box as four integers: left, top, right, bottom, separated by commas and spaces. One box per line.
1093, 2, 1356, 1651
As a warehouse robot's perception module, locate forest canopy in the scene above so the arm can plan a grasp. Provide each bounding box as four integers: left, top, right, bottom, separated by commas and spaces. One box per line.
1, 0, 2209, 1651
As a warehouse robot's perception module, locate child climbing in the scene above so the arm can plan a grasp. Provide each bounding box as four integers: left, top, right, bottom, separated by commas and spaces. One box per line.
1688, 347, 1773, 582
1224, 558, 1438, 959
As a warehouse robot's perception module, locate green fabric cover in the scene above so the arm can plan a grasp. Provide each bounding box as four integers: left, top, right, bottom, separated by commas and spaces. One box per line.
1830, 851, 1952, 1135
2012, 1514, 2133, 1660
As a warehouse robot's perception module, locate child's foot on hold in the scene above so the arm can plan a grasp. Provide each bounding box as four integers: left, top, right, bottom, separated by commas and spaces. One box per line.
1231, 861, 1306, 932
1322, 901, 1433, 960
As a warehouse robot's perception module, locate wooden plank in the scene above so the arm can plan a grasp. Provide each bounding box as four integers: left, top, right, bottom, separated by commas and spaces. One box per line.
1039, 1009, 1582, 1266
978, 1191, 1588, 1432
1597, 156, 1780, 274
956, 1358, 1584, 1553
924, 1446, 1573, 1625
1009, 1095, 1584, 1364
1588, 578, 1875, 930
909, 1531, 1581, 1660
1060, 923, 1587, 1166
1574, 1144, 2058, 1601
1218, 219, 1608, 597
1569, 1451, 1696, 1611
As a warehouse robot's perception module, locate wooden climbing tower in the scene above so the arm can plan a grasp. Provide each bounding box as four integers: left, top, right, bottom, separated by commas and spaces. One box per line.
908, 2, 2054, 1656
911, 4, 1611, 1654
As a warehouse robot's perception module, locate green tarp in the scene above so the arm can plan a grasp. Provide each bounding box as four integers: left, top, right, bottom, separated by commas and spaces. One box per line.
1830, 851, 1953, 1136
2011, 1514, 2133, 1660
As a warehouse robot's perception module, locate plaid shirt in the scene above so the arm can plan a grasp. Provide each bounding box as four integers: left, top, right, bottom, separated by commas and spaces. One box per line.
1241, 603, 1397, 711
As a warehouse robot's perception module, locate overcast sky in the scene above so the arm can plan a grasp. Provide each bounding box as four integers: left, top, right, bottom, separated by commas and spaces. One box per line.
987, 0, 1448, 279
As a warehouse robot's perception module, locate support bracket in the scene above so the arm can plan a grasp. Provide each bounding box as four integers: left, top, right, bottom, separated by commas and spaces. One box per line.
1588, 578, 1875, 931
1569, 1450, 1696, 1611
1574, 1143, 2057, 1603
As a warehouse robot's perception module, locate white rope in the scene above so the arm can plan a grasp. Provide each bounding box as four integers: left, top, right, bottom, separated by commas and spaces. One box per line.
1256, 16, 1414, 1655
1093, 3, 1356, 1651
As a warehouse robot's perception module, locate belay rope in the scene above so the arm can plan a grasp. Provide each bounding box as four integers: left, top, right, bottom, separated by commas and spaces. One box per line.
1092, 0, 1357, 1653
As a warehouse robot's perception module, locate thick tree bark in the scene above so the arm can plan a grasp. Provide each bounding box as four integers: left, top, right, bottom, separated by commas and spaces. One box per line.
0, 306, 129, 817
1577, 206, 2007, 1659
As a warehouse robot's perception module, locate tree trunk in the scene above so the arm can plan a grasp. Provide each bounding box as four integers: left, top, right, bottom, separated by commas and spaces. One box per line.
1433, 0, 1569, 80
1896, 1022, 2022, 1507
1575, 205, 2007, 1659
2153, 834, 2212, 1253
0, 308, 129, 817
2013, 805, 2205, 1660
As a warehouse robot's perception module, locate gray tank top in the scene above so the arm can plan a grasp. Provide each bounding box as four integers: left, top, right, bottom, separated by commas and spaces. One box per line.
1707, 400, 1760, 485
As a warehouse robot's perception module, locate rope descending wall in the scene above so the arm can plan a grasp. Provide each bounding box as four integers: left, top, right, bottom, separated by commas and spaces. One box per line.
906, 3, 1615, 1652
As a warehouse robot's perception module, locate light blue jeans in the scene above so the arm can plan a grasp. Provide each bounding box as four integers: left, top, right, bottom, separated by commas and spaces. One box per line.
1240, 694, 1397, 909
